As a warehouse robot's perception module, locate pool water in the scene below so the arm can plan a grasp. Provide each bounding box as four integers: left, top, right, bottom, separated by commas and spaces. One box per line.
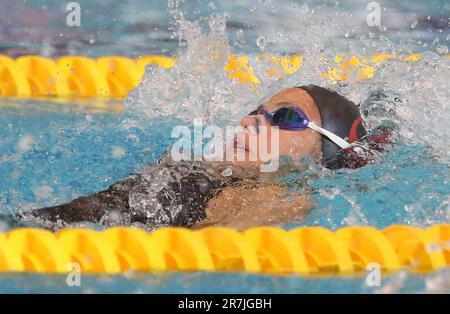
1, 0, 448, 57
0, 101, 448, 229
0, 0, 449, 293
0, 98, 448, 293
0, 101, 175, 213
1, 268, 449, 293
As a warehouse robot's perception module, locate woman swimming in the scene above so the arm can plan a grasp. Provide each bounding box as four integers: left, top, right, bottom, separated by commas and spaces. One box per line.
16, 85, 392, 230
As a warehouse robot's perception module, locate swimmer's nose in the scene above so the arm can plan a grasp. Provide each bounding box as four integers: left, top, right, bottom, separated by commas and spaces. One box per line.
240, 114, 269, 134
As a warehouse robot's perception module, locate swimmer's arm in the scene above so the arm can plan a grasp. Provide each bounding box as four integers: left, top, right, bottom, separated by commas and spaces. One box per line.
195, 184, 314, 230
24, 175, 144, 227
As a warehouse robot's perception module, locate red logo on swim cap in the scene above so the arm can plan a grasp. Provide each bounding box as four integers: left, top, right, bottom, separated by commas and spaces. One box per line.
349, 117, 362, 143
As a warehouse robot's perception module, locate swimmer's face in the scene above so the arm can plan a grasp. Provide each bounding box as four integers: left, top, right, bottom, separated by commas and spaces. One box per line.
230, 88, 323, 169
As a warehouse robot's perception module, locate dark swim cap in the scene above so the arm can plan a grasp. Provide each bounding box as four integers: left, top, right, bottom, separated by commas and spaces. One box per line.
297, 85, 366, 168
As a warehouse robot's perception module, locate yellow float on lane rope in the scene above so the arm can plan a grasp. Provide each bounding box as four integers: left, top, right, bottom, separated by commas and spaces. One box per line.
0, 225, 448, 276
0, 53, 434, 99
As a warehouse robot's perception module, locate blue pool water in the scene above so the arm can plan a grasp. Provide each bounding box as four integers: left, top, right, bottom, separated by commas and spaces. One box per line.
1, 269, 449, 294
1, 0, 448, 57
0, 98, 448, 293
0, 101, 175, 212
0, 101, 448, 229
0, 0, 449, 293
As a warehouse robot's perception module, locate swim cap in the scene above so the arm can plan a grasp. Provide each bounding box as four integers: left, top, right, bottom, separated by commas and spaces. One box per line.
297, 85, 366, 168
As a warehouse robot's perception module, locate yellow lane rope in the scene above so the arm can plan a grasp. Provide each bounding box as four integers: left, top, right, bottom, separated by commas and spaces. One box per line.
0, 225, 448, 275
1, 53, 445, 99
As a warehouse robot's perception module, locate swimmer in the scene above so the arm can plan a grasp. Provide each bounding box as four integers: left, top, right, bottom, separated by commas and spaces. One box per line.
15, 85, 392, 230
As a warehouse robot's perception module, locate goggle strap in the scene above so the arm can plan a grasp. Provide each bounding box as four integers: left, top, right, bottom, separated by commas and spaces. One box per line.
307, 121, 351, 149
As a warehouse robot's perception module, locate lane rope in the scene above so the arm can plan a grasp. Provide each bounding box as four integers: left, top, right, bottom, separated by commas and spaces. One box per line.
0, 225, 448, 275
1, 53, 443, 99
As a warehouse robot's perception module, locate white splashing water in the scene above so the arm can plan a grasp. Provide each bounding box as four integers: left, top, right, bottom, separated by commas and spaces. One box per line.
355, 53, 450, 162
127, 3, 449, 164
126, 6, 256, 124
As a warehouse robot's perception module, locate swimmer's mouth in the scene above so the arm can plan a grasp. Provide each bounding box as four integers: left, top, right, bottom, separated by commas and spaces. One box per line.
233, 137, 249, 153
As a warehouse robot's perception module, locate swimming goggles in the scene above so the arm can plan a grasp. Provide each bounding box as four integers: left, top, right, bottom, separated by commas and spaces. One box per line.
250, 104, 351, 149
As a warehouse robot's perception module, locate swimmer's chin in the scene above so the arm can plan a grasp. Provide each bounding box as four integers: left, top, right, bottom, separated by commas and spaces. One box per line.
229, 149, 260, 168
230, 161, 269, 178
231, 159, 260, 169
